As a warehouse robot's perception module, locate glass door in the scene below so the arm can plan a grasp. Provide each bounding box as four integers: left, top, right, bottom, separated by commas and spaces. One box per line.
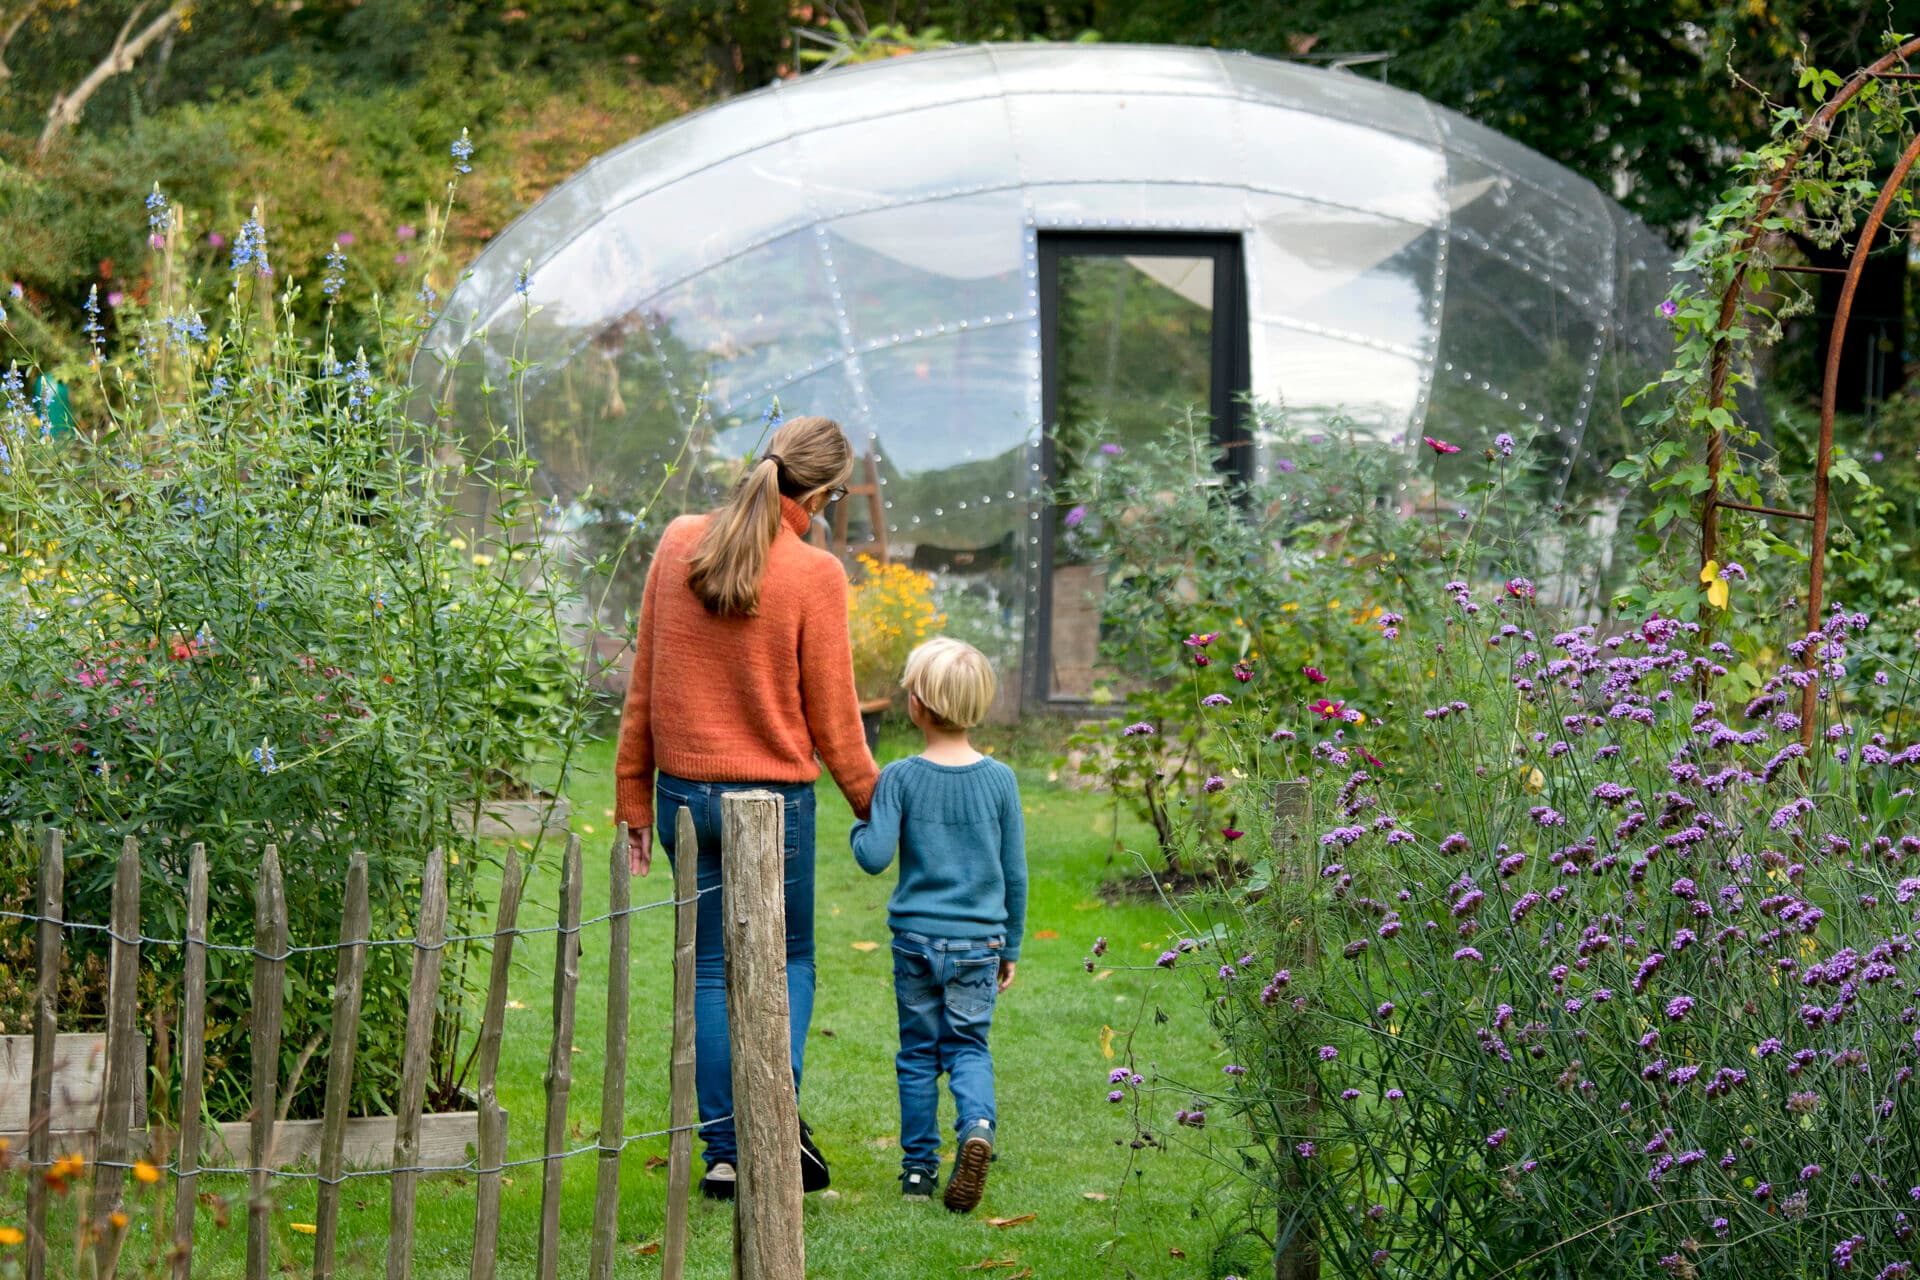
1036, 234, 1249, 704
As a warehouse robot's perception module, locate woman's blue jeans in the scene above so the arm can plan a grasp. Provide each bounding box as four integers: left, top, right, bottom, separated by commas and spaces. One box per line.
656, 774, 816, 1169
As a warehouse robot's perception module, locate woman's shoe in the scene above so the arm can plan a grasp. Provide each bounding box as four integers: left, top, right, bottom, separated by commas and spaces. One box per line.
943, 1121, 993, 1213
799, 1117, 831, 1192
699, 1161, 737, 1200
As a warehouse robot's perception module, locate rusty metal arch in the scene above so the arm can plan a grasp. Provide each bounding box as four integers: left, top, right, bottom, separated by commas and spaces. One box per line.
1701, 35, 1920, 746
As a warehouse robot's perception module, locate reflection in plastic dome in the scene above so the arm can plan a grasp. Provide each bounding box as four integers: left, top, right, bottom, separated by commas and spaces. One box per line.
420, 43, 1672, 712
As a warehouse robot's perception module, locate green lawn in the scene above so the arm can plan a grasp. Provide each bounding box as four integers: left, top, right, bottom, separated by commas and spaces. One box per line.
81, 733, 1232, 1277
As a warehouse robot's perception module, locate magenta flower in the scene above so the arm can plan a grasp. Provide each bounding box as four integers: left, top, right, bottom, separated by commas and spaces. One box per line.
1184, 632, 1219, 649
1658, 298, 1678, 319
1222, 826, 1244, 841
207, 231, 226, 248
394, 252, 411, 265
336, 231, 356, 246
397, 224, 418, 240
1232, 660, 1254, 682
1099, 442, 1123, 455
105, 291, 125, 308
1504, 577, 1535, 601
1309, 698, 1346, 721
1302, 665, 1328, 684
1064, 504, 1087, 529
1423, 436, 1461, 455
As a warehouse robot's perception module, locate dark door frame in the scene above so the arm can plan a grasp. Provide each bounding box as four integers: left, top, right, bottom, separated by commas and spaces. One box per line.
1031, 231, 1252, 709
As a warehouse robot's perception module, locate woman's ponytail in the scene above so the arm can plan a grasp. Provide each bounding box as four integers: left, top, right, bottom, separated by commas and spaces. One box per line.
686, 415, 854, 616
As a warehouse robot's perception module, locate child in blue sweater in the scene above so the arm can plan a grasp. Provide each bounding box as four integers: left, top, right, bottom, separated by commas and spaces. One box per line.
850, 637, 1027, 1212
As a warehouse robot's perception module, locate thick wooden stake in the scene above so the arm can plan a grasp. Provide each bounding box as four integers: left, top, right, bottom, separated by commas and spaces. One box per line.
172, 843, 209, 1280
588, 826, 633, 1280
661, 807, 699, 1280
721, 792, 803, 1280
26, 828, 63, 1280
247, 846, 288, 1280
470, 849, 525, 1280
1271, 781, 1319, 1280
386, 849, 450, 1280
314, 852, 371, 1280
536, 835, 584, 1280
93, 836, 142, 1275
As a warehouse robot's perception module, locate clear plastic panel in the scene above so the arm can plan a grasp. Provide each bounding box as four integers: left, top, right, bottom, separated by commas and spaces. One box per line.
1435, 107, 1609, 223
770, 46, 1012, 134
591, 91, 797, 208
1444, 150, 1609, 292
1237, 102, 1446, 225
795, 98, 1022, 220
1023, 181, 1250, 230
1006, 94, 1245, 189
825, 191, 1032, 353
1254, 323, 1424, 442
1220, 52, 1442, 145
645, 229, 843, 418
1247, 194, 1439, 355
985, 42, 1230, 97
1437, 243, 1604, 428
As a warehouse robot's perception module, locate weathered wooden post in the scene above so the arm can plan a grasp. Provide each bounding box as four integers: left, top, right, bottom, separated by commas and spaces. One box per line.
247, 846, 288, 1280
535, 834, 584, 1280
173, 843, 209, 1280
1271, 779, 1318, 1280
26, 827, 63, 1280
387, 848, 450, 1280
721, 792, 803, 1280
661, 807, 699, 1280
588, 825, 634, 1280
92, 837, 142, 1273
315, 852, 371, 1280
470, 848, 525, 1280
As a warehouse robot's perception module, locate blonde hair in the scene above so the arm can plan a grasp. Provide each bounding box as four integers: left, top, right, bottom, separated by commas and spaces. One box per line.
902, 637, 996, 731
686, 415, 855, 616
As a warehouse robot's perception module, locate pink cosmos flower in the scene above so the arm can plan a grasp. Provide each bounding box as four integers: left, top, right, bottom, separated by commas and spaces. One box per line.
1302, 665, 1328, 684
207, 232, 226, 249
1223, 827, 1244, 841
1183, 632, 1219, 649
1423, 436, 1461, 455
397, 224, 418, 240
1309, 698, 1346, 721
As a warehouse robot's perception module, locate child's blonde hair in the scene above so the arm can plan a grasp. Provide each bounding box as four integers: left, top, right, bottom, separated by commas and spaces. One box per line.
902, 637, 995, 731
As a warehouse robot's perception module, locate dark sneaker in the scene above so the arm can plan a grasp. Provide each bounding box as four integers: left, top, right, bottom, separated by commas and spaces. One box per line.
799, 1117, 831, 1193
943, 1120, 993, 1213
900, 1166, 939, 1200
700, 1160, 737, 1201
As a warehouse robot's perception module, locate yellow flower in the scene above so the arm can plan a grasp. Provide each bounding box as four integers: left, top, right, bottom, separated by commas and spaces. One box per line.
0, 1228, 22, 1245
133, 1160, 161, 1184
449, 536, 468, 551
471, 553, 494, 568
1520, 766, 1545, 793
1700, 560, 1729, 610
290, 1223, 318, 1235
109, 1212, 128, 1230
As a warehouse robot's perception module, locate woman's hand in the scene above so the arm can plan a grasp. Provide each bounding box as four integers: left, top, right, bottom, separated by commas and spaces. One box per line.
997, 959, 1016, 993
628, 826, 653, 877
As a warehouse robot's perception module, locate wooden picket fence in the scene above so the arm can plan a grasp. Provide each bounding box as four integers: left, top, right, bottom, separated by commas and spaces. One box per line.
11, 792, 804, 1280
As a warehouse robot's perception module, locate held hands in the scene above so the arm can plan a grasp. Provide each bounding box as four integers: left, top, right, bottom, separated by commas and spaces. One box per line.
997, 958, 1016, 993
628, 826, 653, 877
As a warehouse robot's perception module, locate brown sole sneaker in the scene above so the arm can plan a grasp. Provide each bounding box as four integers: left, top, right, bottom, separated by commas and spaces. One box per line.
943, 1129, 992, 1213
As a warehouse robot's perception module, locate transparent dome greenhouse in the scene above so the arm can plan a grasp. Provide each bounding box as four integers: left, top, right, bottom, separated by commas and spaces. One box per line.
422, 42, 1674, 713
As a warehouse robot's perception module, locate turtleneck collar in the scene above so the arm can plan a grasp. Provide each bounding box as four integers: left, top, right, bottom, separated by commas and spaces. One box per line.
779, 495, 814, 539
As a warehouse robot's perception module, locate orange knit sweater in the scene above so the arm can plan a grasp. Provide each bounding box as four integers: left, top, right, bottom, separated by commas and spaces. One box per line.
613, 497, 879, 829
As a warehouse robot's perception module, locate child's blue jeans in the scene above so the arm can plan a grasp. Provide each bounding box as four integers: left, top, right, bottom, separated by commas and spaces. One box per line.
657, 774, 817, 1169
891, 931, 1001, 1170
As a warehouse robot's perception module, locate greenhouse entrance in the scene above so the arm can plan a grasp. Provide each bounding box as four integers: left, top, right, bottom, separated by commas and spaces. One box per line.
1036, 233, 1251, 704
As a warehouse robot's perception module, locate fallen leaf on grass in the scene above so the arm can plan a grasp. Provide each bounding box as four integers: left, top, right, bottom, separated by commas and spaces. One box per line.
506, 1000, 527, 1010
1082, 1192, 1109, 1201
1008, 1271, 1033, 1279
1169, 1247, 1186, 1259
959, 1260, 1021, 1272
1032, 929, 1059, 940
851, 940, 880, 952
987, 1214, 1037, 1229
1099, 1025, 1115, 1060
645, 1155, 668, 1170
1092, 969, 1114, 981
633, 1240, 660, 1256
819, 1028, 838, 1037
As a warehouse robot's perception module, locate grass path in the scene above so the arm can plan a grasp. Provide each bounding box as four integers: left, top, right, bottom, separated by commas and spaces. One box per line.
36, 735, 1234, 1277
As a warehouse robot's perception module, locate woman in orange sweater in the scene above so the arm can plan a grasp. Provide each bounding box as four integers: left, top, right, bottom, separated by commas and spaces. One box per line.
615, 414, 880, 1201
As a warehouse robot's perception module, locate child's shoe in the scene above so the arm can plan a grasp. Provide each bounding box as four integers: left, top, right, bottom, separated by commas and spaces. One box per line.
700, 1161, 736, 1200
799, 1116, 831, 1192
943, 1120, 993, 1212
900, 1166, 939, 1200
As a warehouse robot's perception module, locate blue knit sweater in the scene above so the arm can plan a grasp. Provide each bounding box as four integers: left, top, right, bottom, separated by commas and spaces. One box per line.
849, 756, 1028, 961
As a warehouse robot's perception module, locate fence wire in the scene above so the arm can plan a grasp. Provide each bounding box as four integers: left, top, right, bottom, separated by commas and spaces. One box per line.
0, 883, 719, 955
35, 1114, 733, 1185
